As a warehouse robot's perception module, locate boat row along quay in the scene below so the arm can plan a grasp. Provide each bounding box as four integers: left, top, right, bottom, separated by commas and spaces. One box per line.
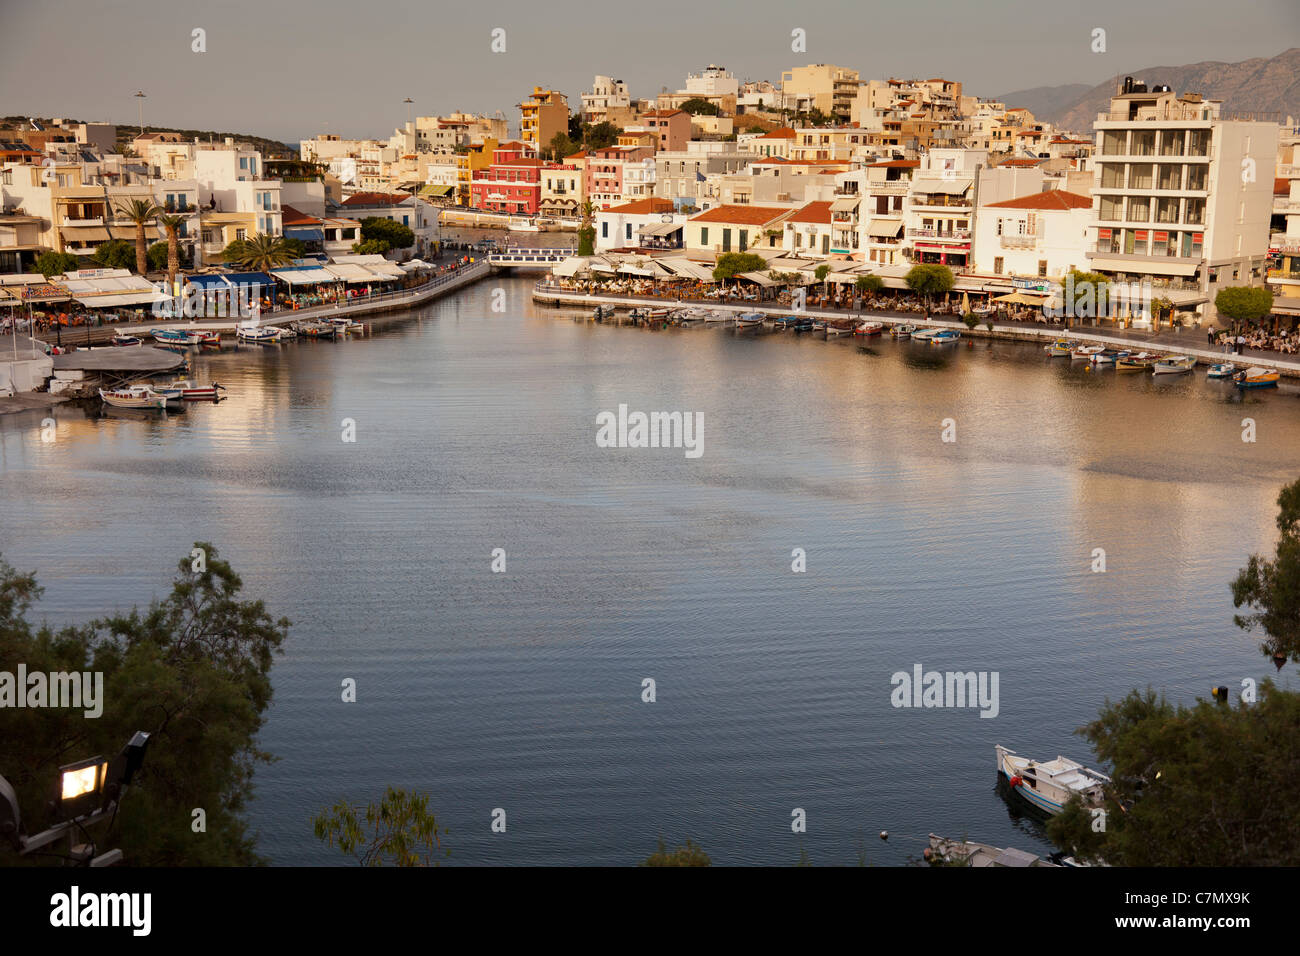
531, 283, 1300, 382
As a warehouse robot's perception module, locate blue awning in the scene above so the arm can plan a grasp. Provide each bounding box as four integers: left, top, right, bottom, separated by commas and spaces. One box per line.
185, 274, 233, 290
285, 228, 324, 242
223, 272, 273, 287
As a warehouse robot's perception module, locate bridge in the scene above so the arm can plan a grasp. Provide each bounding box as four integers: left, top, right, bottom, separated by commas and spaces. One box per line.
487, 248, 576, 270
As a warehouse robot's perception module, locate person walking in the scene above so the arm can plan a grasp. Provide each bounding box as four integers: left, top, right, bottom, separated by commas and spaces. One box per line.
1236, 332, 1245, 355
1207, 327, 1215, 347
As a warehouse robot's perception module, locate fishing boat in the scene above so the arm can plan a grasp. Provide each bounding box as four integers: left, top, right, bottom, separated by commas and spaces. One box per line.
996, 744, 1110, 817
98, 385, 168, 409
1116, 352, 1158, 371
824, 323, 852, 337
1152, 355, 1196, 374
508, 220, 541, 232
1234, 367, 1280, 389
189, 329, 221, 346
236, 322, 280, 343
792, 317, 815, 332
297, 322, 338, 339
910, 327, 938, 341
1206, 362, 1236, 379
769, 315, 801, 331
733, 312, 765, 329
150, 383, 185, 403
854, 320, 884, 336
1070, 344, 1104, 360
150, 328, 191, 348
1044, 339, 1076, 357
273, 325, 297, 340
891, 323, 917, 339
111, 331, 143, 347
160, 379, 226, 401
327, 316, 363, 333
930, 328, 962, 344
1089, 348, 1129, 365
810, 320, 827, 333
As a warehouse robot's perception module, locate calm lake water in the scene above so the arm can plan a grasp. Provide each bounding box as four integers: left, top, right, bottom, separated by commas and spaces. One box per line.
3, 276, 1299, 866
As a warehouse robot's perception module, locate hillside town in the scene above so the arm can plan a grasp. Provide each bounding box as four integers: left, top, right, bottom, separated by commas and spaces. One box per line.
2, 62, 1299, 372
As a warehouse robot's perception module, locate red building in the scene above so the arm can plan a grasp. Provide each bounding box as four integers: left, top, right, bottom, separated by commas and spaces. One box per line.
470, 143, 542, 215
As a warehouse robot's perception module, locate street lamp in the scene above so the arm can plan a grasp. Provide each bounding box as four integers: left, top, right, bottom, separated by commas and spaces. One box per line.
404, 97, 414, 130
133, 90, 146, 134
0, 731, 151, 866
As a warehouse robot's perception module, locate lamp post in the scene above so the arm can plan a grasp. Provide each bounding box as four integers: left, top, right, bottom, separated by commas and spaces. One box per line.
133, 90, 146, 134
404, 97, 414, 132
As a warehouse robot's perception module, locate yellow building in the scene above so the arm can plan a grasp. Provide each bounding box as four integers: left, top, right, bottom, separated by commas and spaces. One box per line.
455, 138, 498, 207
781, 64, 861, 120
519, 88, 569, 153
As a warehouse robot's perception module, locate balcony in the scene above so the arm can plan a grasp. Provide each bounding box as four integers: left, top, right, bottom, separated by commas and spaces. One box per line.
62, 216, 104, 227
907, 228, 970, 241
868, 182, 909, 195
910, 195, 970, 209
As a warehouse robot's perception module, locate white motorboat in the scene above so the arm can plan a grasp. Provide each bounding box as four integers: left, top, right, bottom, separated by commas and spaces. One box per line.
99, 385, 168, 409
910, 327, 938, 341
236, 321, 280, 343
996, 744, 1109, 816
1152, 355, 1196, 374
1206, 362, 1236, 379
733, 312, 765, 329
1071, 344, 1105, 360
1044, 339, 1076, 357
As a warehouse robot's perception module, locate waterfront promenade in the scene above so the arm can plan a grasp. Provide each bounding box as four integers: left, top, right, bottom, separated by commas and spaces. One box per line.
532, 283, 1300, 380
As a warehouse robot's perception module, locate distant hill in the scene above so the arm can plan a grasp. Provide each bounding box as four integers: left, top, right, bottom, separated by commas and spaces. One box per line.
997, 48, 1300, 134
995, 83, 1091, 121
115, 125, 298, 159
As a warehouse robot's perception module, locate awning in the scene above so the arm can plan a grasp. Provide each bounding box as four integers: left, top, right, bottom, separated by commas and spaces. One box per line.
737, 271, 778, 287
285, 227, 324, 242
74, 290, 170, 307
419, 184, 454, 197
830, 197, 860, 212
324, 263, 376, 284
270, 268, 331, 285
185, 274, 233, 291
108, 226, 141, 241
994, 291, 1051, 305
223, 271, 274, 288
552, 257, 590, 277
1088, 255, 1200, 277
618, 263, 656, 276
638, 222, 682, 237
657, 258, 717, 282
912, 178, 972, 195
866, 219, 904, 238
61, 226, 111, 241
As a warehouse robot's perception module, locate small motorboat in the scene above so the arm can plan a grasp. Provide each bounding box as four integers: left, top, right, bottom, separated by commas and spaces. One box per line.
769, 315, 801, 331
854, 320, 884, 336
99, 385, 168, 409
1089, 348, 1129, 365
891, 323, 916, 339
824, 323, 852, 337
996, 744, 1110, 817
930, 329, 961, 344
1071, 344, 1104, 360
1044, 339, 1076, 357
161, 379, 226, 401
792, 317, 815, 332
111, 331, 143, 347
1206, 362, 1236, 379
1116, 352, 1158, 371
733, 312, 765, 329
150, 328, 191, 348
911, 327, 938, 341
272, 325, 296, 340
1234, 367, 1280, 389
236, 323, 280, 343
1153, 355, 1196, 374
191, 330, 221, 346
297, 322, 338, 339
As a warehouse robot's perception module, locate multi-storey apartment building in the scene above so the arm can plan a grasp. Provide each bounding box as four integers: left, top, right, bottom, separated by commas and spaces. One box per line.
1266, 132, 1300, 323
519, 88, 569, 153
903, 148, 983, 268
540, 163, 583, 220
972, 190, 1094, 279
470, 144, 543, 215
781, 64, 861, 120
581, 76, 631, 124
1088, 81, 1279, 320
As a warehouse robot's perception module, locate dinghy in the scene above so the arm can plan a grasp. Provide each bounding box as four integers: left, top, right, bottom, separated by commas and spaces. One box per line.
99, 385, 168, 409
1234, 367, 1280, 389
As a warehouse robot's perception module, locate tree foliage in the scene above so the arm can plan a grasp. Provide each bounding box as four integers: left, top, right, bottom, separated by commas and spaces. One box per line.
0, 544, 289, 866
677, 98, 719, 117
313, 786, 448, 866
35, 250, 80, 277
1045, 683, 1300, 866
713, 251, 766, 282
641, 837, 711, 866
1214, 286, 1274, 327
904, 264, 955, 307
1232, 477, 1300, 664
360, 217, 415, 251
92, 238, 137, 271
855, 275, 883, 294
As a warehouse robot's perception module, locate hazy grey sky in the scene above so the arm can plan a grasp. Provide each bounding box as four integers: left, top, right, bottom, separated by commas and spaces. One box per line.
2, 0, 1297, 144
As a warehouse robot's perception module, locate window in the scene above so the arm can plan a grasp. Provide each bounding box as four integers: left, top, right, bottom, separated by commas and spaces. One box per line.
994, 256, 1004, 274
626, 223, 632, 241
1131, 131, 1156, 156
1156, 198, 1179, 223
1187, 130, 1211, 156
1128, 163, 1153, 189
601, 222, 608, 238
1157, 165, 1182, 190
1126, 197, 1149, 222
739, 229, 748, 251
235, 228, 246, 241
1160, 130, 1184, 156
1186, 165, 1208, 191
1100, 164, 1125, 188
1038, 260, 1047, 277
1184, 198, 1204, 224
700, 227, 708, 246
721, 229, 731, 252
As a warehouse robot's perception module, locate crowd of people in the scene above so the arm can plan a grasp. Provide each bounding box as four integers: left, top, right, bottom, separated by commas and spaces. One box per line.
1211, 324, 1300, 355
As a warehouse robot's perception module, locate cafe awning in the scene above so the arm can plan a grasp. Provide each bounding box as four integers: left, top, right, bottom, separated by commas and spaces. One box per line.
324, 263, 377, 283
61, 225, 111, 241
552, 257, 590, 277
738, 271, 778, 287
638, 222, 682, 237
830, 197, 861, 212
270, 268, 330, 285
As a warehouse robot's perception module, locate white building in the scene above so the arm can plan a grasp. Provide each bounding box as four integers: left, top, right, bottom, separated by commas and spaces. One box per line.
1089, 82, 1279, 320
903, 148, 984, 269
973, 190, 1094, 279
581, 76, 631, 123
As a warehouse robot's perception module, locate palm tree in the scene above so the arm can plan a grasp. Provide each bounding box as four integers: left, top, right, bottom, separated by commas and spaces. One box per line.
156, 214, 186, 294
113, 198, 162, 275
577, 200, 597, 257
232, 233, 295, 273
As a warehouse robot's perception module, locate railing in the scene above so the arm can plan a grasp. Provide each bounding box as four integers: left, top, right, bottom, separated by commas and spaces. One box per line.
285, 260, 491, 320
910, 196, 971, 208
908, 228, 971, 240
62, 217, 105, 227
1279, 164, 1300, 178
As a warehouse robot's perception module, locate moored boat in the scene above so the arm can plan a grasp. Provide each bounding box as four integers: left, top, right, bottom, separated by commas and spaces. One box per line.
854, 320, 884, 336
150, 328, 191, 348
1071, 344, 1104, 360
733, 312, 765, 329
191, 329, 221, 346
910, 327, 938, 341
1206, 362, 1236, 379
111, 331, 143, 346
891, 323, 917, 339
824, 323, 852, 337
930, 328, 961, 344
236, 323, 280, 343
160, 379, 226, 401
1116, 352, 1158, 370
1090, 348, 1129, 365
98, 385, 168, 409
996, 744, 1109, 817
1044, 339, 1076, 357
593, 304, 616, 320
1234, 366, 1280, 389
1152, 355, 1196, 374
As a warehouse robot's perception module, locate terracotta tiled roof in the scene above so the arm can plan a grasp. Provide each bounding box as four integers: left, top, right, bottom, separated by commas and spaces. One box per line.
785, 200, 833, 224
998, 158, 1045, 167
1275, 177, 1291, 195
985, 190, 1092, 211
341, 191, 411, 206
759, 127, 797, 139
689, 204, 792, 226
280, 204, 321, 226
866, 159, 919, 168
605, 197, 676, 215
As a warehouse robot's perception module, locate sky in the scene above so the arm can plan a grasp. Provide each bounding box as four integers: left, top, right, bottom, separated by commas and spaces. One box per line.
1, 0, 1297, 145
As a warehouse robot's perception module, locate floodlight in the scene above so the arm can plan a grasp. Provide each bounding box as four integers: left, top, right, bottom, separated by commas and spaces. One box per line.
57, 756, 107, 816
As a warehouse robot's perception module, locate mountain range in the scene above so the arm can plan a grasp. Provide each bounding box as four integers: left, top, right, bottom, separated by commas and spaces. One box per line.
996, 48, 1300, 134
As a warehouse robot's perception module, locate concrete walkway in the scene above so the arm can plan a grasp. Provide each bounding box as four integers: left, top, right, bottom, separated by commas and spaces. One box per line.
532, 286, 1300, 379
